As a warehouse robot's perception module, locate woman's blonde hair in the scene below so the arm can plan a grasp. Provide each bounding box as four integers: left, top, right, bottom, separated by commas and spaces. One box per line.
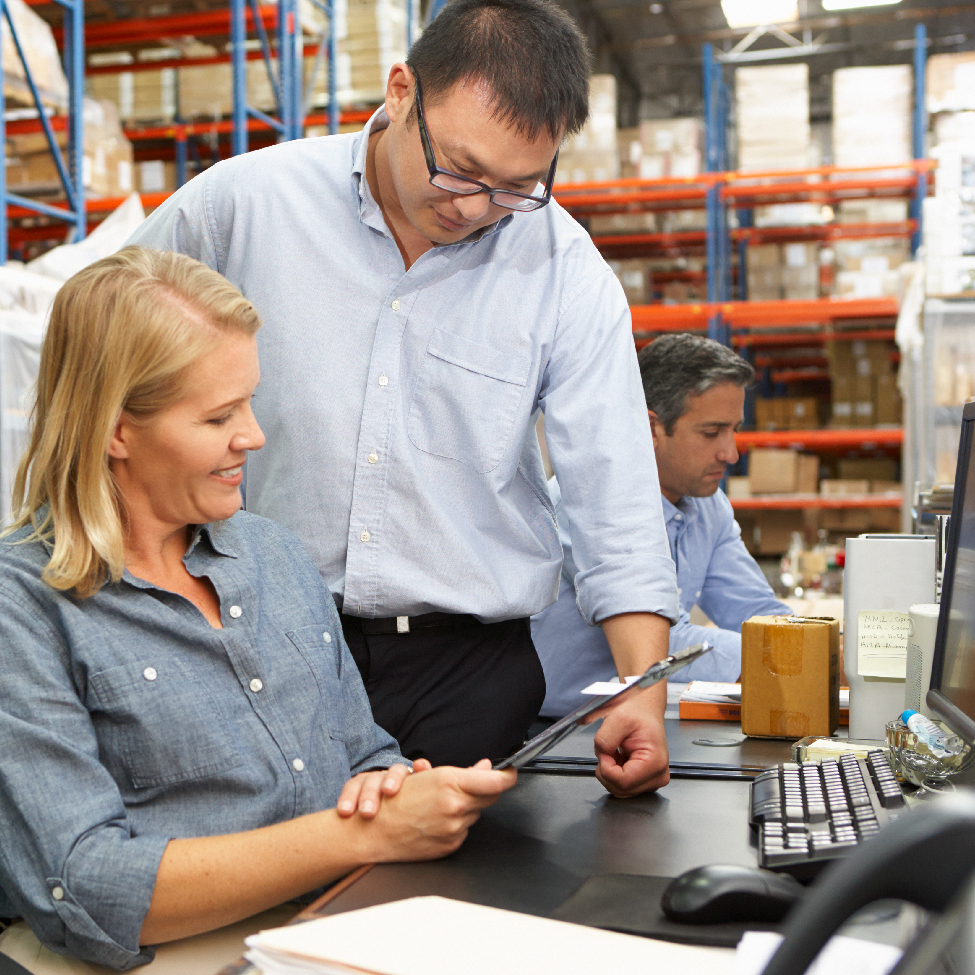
6, 245, 262, 598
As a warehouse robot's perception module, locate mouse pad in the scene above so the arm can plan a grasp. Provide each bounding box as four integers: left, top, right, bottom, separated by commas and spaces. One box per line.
550, 874, 784, 948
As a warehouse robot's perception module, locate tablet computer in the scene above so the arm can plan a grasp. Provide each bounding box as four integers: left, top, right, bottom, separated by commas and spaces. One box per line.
494, 641, 711, 770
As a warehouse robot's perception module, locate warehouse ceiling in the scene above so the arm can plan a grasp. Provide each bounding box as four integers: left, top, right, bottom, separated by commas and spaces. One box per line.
554, 0, 975, 127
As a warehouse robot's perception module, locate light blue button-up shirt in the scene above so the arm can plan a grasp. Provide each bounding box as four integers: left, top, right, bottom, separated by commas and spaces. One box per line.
0, 512, 402, 969
128, 109, 678, 627
532, 481, 793, 716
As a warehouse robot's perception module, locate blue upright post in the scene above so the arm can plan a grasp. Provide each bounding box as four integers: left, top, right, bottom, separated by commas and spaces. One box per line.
703, 43, 726, 344
328, 0, 338, 134
910, 23, 927, 256
0, 3, 6, 264
406, 0, 414, 49
66, 0, 85, 242
231, 0, 248, 155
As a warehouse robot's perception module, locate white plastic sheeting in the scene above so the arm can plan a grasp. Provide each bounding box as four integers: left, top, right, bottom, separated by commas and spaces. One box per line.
0, 194, 146, 519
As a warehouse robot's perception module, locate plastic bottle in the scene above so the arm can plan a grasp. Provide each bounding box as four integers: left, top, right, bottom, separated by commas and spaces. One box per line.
901, 709, 950, 757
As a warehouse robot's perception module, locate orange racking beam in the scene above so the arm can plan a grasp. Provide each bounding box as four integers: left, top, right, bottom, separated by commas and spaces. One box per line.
735, 429, 903, 451
730, 495, 901, 510
722, 177, 918, 206
53, 7, 278, 47
732, 222, 917, 245
733, 329, 896, 348
121, 109, 373, 141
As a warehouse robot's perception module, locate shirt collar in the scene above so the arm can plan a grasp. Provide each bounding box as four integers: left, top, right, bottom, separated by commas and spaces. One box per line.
351, 106, 513, 244
662, 494, 697, 526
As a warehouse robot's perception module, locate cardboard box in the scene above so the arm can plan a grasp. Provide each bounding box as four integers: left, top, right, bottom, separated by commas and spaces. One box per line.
927, 51, 975, 113
741, 615, 840, 738
875, 373, 902, 425
869, 507, 902, 532
725, 476, 751, 498
871, 480, 902, 496
853, 375, 875, 427
837, 458, 898, 481
748, 448, 799, 494
756, 509, 805, 555
820, 479, 871, 496
788, 397, 819, 430
754, 398, 776, 431
796, 454, 819, 494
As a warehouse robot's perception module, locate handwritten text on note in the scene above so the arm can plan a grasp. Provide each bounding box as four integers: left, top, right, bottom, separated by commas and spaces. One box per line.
857, 610, 911, 679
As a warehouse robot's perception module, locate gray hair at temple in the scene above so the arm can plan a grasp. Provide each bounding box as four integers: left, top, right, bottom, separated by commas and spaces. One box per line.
638, 333, 754, 435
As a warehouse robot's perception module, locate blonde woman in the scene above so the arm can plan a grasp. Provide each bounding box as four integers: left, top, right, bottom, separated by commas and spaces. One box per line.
0, 246, 515, 971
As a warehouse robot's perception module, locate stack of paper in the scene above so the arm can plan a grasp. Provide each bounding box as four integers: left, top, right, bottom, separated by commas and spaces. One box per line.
245, 896, 734, 975
679, 683, 849, 724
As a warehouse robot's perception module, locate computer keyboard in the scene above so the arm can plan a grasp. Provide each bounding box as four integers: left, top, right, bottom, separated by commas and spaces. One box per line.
749, 750, 907, 878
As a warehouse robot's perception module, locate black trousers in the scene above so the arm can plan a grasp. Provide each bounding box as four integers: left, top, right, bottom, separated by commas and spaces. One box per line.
340, 616, 546, 767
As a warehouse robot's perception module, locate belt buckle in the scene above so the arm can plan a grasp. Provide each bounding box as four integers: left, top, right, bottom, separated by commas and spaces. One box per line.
396, 616, 410, 634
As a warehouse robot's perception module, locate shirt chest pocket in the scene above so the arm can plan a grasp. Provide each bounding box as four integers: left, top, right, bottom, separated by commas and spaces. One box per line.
88, 660, 243, 790
285, 625, 346, 742
408, 329, 531, 473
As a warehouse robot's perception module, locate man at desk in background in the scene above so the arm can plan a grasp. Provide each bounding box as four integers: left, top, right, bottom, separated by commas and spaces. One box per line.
533, 333, 793, 717
128, 0, 679, 797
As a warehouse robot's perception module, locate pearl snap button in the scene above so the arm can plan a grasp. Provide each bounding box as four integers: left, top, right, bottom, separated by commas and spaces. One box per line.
360, 530, 371, 542
323, 632, 332, 643
391, 299, 401, 311
249, 678, 263, 693
143, 667, 157, 681
52, 887, 64, 901
378, 373, 388, 386
229, 605, 242, 618
292, 758, 305, 772
368, 452, 378, 464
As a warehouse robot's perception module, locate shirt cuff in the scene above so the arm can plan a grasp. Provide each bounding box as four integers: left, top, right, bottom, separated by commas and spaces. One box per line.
574, 553, 679, 628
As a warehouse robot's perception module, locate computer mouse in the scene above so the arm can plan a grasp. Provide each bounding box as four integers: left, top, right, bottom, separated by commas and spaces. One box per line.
660, 863, 805, 924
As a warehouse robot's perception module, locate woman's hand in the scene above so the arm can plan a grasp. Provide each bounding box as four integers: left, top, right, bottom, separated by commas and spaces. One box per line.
356, 758, 517, 862
336, 759, 433, 818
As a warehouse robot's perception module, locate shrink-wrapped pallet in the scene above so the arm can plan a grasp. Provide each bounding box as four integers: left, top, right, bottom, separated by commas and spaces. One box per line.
735, 64, 809, 173
2, 0, 68, 110
832, 66, 912, 170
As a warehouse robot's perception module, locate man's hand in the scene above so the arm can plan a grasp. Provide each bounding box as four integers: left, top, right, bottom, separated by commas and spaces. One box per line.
591, 682, 669, 797
336, 758, 433, 818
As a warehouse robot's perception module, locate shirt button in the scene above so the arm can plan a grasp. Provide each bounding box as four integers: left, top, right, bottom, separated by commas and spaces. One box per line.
52, 886, 64, 901
323, 632, 332, 643
675, 513, 683, 521
249, 678, 263, 693
360, 530, 371, 542
368, 451, 378, 464
229, 605, 242, 619
378, 373, 388, 386
391, 298, 401, 311
292, 758, 305, 772
143, 667, 157, 681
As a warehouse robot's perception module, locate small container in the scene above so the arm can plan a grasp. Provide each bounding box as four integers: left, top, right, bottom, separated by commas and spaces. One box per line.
885, 719, 975, 788
791, 736, 887, 764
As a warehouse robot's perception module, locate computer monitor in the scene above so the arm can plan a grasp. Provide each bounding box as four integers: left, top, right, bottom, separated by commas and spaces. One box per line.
928, 400, 975, 745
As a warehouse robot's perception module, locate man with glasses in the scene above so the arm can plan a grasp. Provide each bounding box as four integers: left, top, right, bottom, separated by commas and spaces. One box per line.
129, 0, 679, 799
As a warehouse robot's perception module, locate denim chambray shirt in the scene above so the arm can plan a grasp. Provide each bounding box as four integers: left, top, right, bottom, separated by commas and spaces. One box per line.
0, 511, 403, 970
128, 108, 679, 629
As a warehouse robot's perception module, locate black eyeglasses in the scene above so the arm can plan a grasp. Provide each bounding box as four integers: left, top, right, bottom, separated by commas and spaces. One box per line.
413, 73, 558, 213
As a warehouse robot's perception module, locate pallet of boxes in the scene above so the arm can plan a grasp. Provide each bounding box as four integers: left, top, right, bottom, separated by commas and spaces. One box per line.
6, 98, 134, 200
825, 338, 902, 534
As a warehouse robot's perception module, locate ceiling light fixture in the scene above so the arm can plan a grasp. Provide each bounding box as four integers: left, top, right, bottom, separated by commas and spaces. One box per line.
822, 0, 902, 9
721, 0, 798, 29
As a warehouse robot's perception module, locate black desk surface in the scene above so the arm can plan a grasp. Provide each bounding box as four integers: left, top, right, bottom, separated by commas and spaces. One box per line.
314, 719, 795, 920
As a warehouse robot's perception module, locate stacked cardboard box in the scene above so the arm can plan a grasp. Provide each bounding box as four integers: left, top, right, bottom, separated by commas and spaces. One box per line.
338, 0, 414, 105
748, 449, 819, 494
826, 339, 900, 428
925, 118, 975, 295
606, 258, 650, 305
832, 66, 912, 170
819, 469, 901, 533
87, 69, 177, 124
753, 397, 821, 432
833, 238, 910, 299
927, 52, 975, 115
735, 64, 810, 173
135, 159, 178, 195
637, 118, 701, 179
2, 0, 68, 110
746, 242, 818, 301
555, 75, 618, 185
6, 98, 133, 198
617, 127, 641, 179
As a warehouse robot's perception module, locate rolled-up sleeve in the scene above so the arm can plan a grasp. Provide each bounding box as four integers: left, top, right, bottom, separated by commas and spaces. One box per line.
0, 588, 168, 970
539, 269, 678, 627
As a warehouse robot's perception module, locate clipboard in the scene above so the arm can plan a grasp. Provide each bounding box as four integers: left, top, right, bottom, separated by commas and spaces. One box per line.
494, 642, 711, 770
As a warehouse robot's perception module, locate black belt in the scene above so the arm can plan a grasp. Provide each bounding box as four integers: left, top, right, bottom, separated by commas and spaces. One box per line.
340, 611, 483, 635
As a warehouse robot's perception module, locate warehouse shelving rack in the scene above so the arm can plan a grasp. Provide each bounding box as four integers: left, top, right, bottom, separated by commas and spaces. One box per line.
0, 0, 84, 263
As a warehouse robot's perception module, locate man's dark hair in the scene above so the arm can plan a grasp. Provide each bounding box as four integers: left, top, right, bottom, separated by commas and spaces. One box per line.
406, 0, 591, 142
639, 333, 754, 435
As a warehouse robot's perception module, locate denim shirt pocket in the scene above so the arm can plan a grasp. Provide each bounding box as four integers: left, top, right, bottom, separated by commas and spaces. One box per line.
286, 624, 346, 742
408, 328, 531, 473
88, 660, 243, 790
